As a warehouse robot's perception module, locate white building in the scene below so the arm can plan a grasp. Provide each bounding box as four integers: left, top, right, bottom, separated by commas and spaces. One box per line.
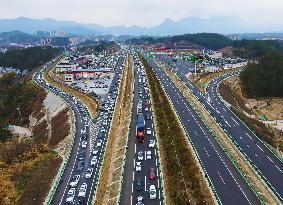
223, 62, 247, 70
205, 65, 220, 72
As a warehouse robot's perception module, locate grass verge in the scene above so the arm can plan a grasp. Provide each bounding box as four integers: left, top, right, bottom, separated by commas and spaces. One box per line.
219, 81, 283, 153
94, 54, 134, 205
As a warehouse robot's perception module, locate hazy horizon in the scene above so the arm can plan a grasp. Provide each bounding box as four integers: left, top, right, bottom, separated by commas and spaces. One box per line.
1, 0, 283, 28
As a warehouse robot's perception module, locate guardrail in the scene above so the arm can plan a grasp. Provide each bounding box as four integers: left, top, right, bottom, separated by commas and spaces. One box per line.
89, 58, 126, 205
167, 66, 281, 204
33, 69, 78, 205
143, 55, 220, 204
117, 55, 136, 205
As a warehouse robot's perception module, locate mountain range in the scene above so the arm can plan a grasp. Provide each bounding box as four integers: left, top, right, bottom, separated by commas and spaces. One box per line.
0, 16, 281, 36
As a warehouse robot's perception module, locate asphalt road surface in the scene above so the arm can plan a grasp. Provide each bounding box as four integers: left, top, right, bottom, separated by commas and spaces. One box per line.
143, 53, 260, 205
33, 53, 126, 205
120, 52, 164, 205
156, 54, 283, 202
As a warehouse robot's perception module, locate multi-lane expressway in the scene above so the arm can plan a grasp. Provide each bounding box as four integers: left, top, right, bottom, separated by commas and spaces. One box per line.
33, 53, 125, 205
143, 53, 260, 205
120, 52, 164, 205
156, 54, 283, 202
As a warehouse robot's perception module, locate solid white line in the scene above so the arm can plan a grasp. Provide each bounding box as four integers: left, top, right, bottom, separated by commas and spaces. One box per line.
132, 171, 135, 181
231, 116, 239, 125
135, 143, 136, 154
145, 175, 147, 191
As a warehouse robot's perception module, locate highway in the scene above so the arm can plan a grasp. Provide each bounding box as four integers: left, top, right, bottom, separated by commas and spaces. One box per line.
33, 52, 126, 205
142, 53, 260, 205
156, 53, 283, 202
120, 51, 164, 205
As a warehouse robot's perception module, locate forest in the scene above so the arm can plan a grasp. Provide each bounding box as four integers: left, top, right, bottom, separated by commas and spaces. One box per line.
0, 46, 61, 71
240, 50, 283, 98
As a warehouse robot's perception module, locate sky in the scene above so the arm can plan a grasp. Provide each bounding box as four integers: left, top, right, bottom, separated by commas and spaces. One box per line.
1, 0, 283, 27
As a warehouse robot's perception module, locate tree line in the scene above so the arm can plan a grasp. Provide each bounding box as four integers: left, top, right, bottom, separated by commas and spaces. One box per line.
0, 46, 61, 71
240, 50, 283, 98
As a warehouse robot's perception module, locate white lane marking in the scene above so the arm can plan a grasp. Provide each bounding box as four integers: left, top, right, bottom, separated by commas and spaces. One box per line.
267, 155, 274, 163
135, 143, 136, 154
231, 116, 239, 125
245, 132, 253, 140
275, 165, 283, 173
256, 144, 264, 152
132, 171, 135, 182
218, 171, 226, 184
145, 175, 147, 191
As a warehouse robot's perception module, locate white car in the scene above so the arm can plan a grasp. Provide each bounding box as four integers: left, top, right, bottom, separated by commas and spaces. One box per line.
103, 120, 107, 125
78, 183, 87, 198
136, 162, 142, 172
91, 156, 98, 166
137, 151, 143, 161
85, 168, 93, 179
146, 128, 151, 135
149, 185, 157, 200
92, 147, 99, 155
136, 196, 144, 205
81, 141, 87, 148
146, 151, 152, 160
69, 175, 80, 187
97, 139, 102, 147
145, 106, 149, 111
149, 140, 155, 148
66, 188, 76, 203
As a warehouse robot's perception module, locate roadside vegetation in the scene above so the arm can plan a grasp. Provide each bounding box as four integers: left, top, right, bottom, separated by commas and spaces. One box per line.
94, 54, 134, 205
0, 72, 71, 204
140, 55, 214, 205
0, 46, 61, 71
219, 80, 283, 152
240, 51, 283, 98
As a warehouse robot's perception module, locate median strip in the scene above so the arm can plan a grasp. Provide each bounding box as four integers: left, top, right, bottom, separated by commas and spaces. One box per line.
93, 53, 134, 205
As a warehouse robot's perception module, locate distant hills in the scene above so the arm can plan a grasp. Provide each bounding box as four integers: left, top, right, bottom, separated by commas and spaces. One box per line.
0, 30, 39, 45
0, 16, 281, 36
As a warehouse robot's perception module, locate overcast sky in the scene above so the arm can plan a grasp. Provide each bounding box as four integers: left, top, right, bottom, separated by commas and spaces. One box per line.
1, 0, 283, 27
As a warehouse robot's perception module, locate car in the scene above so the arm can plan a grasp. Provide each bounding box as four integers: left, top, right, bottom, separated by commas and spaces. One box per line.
92, 146, 99, 155
146, 127, 151, 135
149, 140, 155, 148
136, 162, 142, 172
77, 161, 84, 172
70, 175, 80, 187
136, 177, 143, 191
78, 183, 87, 198
78, 197, 86, 205
78, 151, 85, 161
66, 188, 76, 203
97, 139, 102, 147
81, 133, 87, 140
91, 156, 98, 166
146, 114, 150, 120
146, 151, 152, 160
81, 141, 87, 148
149, 168, 156, 180
145, 106, 149, 111
137, 151, 143, 161
85, 168, 93, 179
136, 196, 144, 205
149, 185, 157, 199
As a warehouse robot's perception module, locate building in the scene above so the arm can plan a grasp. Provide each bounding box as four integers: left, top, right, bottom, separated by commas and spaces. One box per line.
71, 67, 113, 79
51, 37, 70, 47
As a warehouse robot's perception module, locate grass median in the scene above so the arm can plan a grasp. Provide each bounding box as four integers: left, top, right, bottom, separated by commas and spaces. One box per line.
140, 55, 215, 205
94, 54, 134, 205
